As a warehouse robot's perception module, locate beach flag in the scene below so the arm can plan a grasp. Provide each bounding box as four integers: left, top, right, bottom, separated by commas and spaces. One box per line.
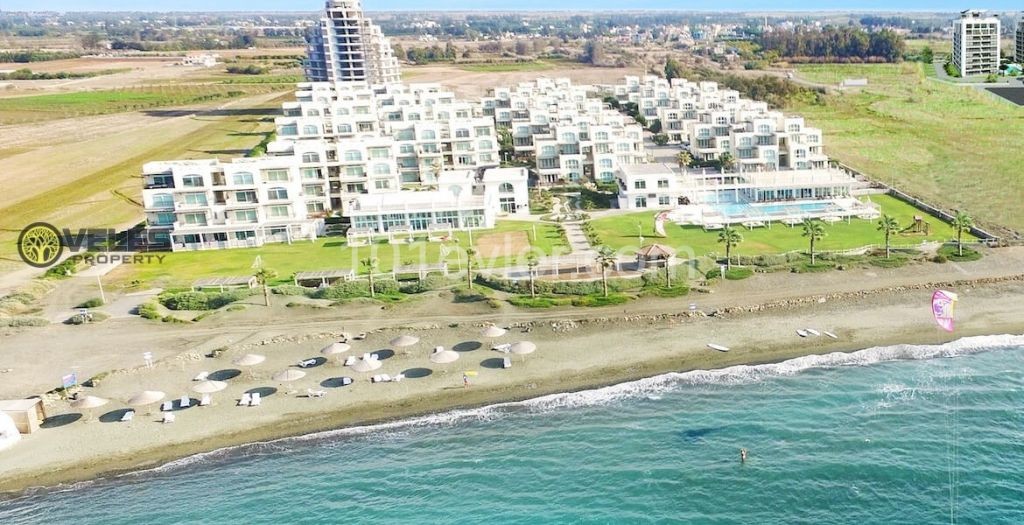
463, 371, 478, 377
931, 290, 958, 332
61, 373, 77, 389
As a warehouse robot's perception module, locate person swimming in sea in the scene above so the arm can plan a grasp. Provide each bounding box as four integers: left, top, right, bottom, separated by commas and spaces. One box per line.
740, 448, 748, 463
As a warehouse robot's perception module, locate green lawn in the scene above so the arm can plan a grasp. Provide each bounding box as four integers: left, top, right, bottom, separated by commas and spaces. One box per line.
589, 195, 971, 258
790, 62, 1024, 232
117, 220, 568, 288
457, 61, 555, 73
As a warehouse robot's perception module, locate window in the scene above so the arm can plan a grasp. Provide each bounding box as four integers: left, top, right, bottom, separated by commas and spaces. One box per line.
304, 185, 324, 197
455, 142, 471, 151
595, 132, 609, 141
267, 205, 289, 218
499, 196, 516, 213
657, 179, 669, 189
264, 170, 289, 182
235, 231, 255, 241
475, 126, 491, 137
181, 175, 204, 188
374, 179, 390, 190
478, 140, 492, 150
154, 212, 175, 225
634, 180, 647, 190
183, 193, 207, 206
235, 209, 258, 223
373, 163, 390, 175
479, 153, 493, 162
369, 147, 389, 159
151, 194, 173, 208
344, 150, 362, 162
599, 159, 613, 169
540, 146, 556, 157
456, 129, 470, 138
301, 152, 320, 163
399, 144, 415, 154
457, 155, 472, 165
235, 190, 257, 203
267, 187, 288, 200
498, 182, 514, 193
182, 212, 206, 226
302, 125, 319, 136
634, 196, 647, 208
658, 196, 671, 206
337, 124, 352, 133
421, 130, 436, 140
279, 124, 298, 136
306, 201, 326, 213
758, 124, 772, 134
302, 168, 322, 180
345, 166, 365, 177
599, 171, 614, 181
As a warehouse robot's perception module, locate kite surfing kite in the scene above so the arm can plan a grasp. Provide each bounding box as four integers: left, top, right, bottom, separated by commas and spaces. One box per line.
931, 290, 958, 332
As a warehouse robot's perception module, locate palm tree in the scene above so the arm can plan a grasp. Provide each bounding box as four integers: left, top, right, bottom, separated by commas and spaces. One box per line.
877, 214, 900, 259
526, 253, 539, 298
675, 150, 693, 169
802, 219, 827, 265
951, 211, 974, 257
360, 257, 378, 298
253, 267, 277, 307
719, 152, 735, 172
465, 248, 476, 290
595, 246, 617, 298
717, 226, 743, 269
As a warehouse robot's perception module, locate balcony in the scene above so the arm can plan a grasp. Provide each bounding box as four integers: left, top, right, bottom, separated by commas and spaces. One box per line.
145, 181, 175, 190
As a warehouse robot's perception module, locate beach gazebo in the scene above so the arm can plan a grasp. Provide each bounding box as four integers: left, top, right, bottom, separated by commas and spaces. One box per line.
272, 370, 307, 382
321, 342, 351, 364
509, 341, 537, 362
350, 358, 382, 373
429, 346, 460, 364
635, 244, 676, 270
390, 335, 420, 348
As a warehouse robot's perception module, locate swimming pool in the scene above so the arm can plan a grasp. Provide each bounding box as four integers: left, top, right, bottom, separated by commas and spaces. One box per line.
710, 200, 835, 218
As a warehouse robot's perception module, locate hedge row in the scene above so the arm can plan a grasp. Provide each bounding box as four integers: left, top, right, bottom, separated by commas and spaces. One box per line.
159, 289, 254, 311
475, 273, 640, 296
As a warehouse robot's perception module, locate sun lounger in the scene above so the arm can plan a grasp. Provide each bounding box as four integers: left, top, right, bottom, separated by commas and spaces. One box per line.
344, 355, 356, 366
250, 393, 261, 407
362, 352, 372, 361
371, 374, 383, 383
179, 396, 191, 409
503, 357, 512, 369
354, 332, 367, 340
200, 394, 211, 406
238, 393, 252, 406
298, 358, 317, 368
492, 343, 512, 353
341, 377, 353, 386
162, 413, 176, 424
161, 401, 173, 412
392, 373, 404, 382
120, 410, 135, 422
369, 353, 379, 361
307, 388, 326, 398
193, 371, 209, 381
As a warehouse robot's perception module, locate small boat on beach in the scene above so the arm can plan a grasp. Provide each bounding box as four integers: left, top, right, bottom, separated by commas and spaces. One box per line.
823, 331, 839, 339
707, 343, 730, 352
806, 329, 821, 337
796, 329, 809, 338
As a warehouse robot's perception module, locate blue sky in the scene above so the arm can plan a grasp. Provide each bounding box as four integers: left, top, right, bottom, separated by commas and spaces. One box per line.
3, 1, 1022, 12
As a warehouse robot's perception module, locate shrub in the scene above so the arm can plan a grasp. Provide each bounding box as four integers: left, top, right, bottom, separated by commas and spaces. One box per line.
399, 275, 453, 294
44, 259, 78, 279
724, 267, 753, 280
313, 279, 399, 299
868, 256, 908, 268
159, 289, 252, 310
507, 295, 571, 308
571, 294, 630, 307
137, 302, 162, 320
226, 304, 247, 312
938, 245, 982, 262
77, 297, 104, 309
475, 273, 640, 296
0, 316, 49, 327
272, 284, 315, 297
931, 254, 948, 264
793, 261, 836, 273
67, 311, 109, 325
642, 284, 690, 298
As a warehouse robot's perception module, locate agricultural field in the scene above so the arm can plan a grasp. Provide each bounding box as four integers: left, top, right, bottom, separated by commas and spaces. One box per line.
109, 220, 569, 289
790, 62, 1024, 234
589, 195, 971, 258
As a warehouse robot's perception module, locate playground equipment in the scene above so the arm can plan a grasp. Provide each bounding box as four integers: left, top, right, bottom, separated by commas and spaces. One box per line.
901, 215, 931, 236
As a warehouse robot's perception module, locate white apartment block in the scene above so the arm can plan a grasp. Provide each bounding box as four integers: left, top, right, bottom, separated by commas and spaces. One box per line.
952, 10, 1001, 77
480, 78, 646, 184
275, 82, 499, 185
611, 75, 826, 171
1016, 19, 1024, 63
305, 0, 402, 84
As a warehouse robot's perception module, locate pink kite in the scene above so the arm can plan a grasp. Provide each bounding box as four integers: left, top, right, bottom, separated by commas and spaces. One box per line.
931, 290, 958, 332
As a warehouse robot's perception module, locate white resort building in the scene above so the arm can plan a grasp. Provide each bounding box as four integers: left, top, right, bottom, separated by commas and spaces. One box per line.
304, 0, 402, 84
952, 9, 1001, 77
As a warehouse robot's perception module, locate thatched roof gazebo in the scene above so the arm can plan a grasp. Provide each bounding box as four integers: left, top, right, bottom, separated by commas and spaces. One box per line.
635, 244, 676, 269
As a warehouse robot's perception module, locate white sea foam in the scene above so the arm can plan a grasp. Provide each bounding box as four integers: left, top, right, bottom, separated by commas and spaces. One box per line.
128, 333, 1024, 477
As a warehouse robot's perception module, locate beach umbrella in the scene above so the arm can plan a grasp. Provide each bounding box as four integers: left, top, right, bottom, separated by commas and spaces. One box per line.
127, 390, 165, 407
390, 334, 420, 348
233, 354, 266, 367
320, 342, 351, 356
481, 325, 507, 339
429, 347, 460, 364
191, 380, 227, 394
350, 358, 383, 373
510, 341, 537, 356
71, 395, 109, 410
272, 369, 306, 382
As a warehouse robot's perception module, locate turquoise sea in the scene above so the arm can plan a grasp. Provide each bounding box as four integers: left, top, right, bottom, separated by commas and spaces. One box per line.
2, 335, 1022, 524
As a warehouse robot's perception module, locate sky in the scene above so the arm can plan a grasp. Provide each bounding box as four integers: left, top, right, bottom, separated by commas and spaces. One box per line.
1, 1, 1022, 12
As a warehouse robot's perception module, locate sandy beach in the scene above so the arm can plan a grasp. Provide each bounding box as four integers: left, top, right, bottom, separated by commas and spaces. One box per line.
2, 249, 1024, 496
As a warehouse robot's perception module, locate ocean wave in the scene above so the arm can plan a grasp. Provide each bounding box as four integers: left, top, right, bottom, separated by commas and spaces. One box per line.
133, 333, 1024, 477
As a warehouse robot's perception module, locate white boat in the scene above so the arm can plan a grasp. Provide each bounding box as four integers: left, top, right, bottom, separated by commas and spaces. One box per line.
823, 331, 839, 339
707, 343, 730, 352
806, 329, 821, 336
796, 329, 808, 338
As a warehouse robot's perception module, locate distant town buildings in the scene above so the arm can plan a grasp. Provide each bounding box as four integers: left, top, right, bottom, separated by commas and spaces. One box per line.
304, 0, 402, 84
181, 53, 219, 67
1016, 19, 1024, 64
952, 9, 1000, 77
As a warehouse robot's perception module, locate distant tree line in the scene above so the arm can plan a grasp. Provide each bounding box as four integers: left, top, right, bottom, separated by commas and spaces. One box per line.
0, 50, 82, 63
757, 27, 905, 63
0, 68, 127, 80
662, 59, 821, 108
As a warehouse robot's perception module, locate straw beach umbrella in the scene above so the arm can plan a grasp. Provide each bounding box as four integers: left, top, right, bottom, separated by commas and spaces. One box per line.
510, 341, 536, 362
126, 390, 165, 416
350, 358, 383, 373
429, 347, 460, 364
390, 334, 420, 348
71, 395, 109, 410
320, 342, 351, 356
481, 325, 507, 339
191, 380, 227, 394
233, 354, 266, 367
272, 369, 307, 382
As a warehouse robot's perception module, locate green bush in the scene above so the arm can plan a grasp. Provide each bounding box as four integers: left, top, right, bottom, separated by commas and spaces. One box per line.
724, 267, 753, 280
571, 294, 630, 307
793, 261, 836, 273
868, 256, 908, 268
476, 273, 639, 296
938, 245, 982, 262
931, 254, 948, 264
0, 316, 49, 327
67, 311, 109, 325
138, 302, 162, 320
226, 304, 247, 312
399, 275, 453, 294
507, 295, 571, 308
159, 289, 252, 310
44, 259, 78, 279
642, 284, 690, 298
271, 284, 316, 297
77, 297, 104, 309
313, 279, 399, 299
